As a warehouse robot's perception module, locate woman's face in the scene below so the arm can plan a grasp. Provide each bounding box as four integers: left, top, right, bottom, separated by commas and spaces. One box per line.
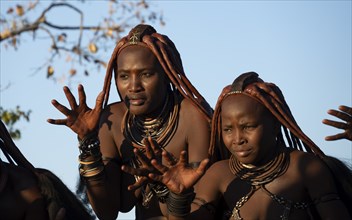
116, 45, 169, 117
221, 94, 279, 166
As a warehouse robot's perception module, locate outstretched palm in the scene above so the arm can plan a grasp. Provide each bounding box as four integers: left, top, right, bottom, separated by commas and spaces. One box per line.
323, 105, 352, 141
47, 84, 104, 139
149, 151, 209, 194
121, 137, 175, 191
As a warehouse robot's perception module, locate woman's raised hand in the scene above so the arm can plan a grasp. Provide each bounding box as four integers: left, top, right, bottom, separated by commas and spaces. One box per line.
121, 137, 170, 191
323, 105, 352, 141
47, 84, 105, 139
148, 151, 209, 194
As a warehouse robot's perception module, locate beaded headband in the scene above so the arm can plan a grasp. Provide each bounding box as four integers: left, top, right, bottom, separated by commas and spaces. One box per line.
224, 71, 262, 96
226, 90, 242, 95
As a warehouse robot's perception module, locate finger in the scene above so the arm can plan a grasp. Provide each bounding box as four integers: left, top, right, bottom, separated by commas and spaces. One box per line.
325, 133, 345, 141
63, 86, 78, 110
339, 105, 352, 115
149, 136, 162, 155
77, 84, 87, 108
94, 90, 105, 114
162, 150, 177, 166
122, 163, 149, 177
322, 119, 347, 129
195, 158, 209, 175
327, 109, 351, 123
50, 99, 71, 116
151, 159, 168, 174
143, 138, 153, 159
47, 118, 68, 125
134, 148, 150, 166
148, 173, 163, 182
178, 150, 188, 165
121, 164, 140, 176
127, 176, 148, 191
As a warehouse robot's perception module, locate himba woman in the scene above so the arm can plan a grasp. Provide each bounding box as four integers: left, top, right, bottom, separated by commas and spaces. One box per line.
48, 24, 228, 220
0, 120, 93, 220
143, 72, 352, 220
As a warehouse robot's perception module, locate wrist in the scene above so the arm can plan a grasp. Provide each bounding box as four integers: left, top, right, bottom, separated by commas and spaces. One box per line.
167, 188, 195, 217
78, 134, 104, 181
77, 131, 98, 144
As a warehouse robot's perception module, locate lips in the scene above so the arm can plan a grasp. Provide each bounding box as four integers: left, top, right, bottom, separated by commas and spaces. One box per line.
234, 149, 252, 158
127, 95, 145, 106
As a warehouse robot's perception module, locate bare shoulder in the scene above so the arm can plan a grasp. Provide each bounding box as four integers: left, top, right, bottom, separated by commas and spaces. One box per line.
98, 102, 126, 158
205, 160, 232, 180
99, 101, 126, 133
288, 150, 334, 186
196, 160, 231, 201
100, 101, 126, 121
179, 98, 209, 121
178, 98, 210, 139
289, 150, 327, 173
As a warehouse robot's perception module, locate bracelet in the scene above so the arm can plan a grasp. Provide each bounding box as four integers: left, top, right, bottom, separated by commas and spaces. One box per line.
79, 157, 104, 177
79, 138, 101, 157
167, 188, 195, 217
77, 134, 105, 179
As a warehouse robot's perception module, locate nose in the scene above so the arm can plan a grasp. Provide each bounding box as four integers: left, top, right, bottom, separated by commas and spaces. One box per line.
233, 130, 245, 145
128, 75, 142, 93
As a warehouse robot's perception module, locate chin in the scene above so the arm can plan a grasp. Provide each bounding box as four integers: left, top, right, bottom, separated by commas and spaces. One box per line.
129, 105, 153, 117
234, 155, 256, 166
129, 108, 145, 116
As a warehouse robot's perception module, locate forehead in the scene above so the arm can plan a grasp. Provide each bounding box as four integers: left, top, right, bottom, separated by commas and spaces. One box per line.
117, 45, 159, 69
221, 94, 267, 117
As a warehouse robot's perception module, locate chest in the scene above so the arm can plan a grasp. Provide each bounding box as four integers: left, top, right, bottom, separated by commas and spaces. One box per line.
223, 171, 311, 220
112, 110, 188, 161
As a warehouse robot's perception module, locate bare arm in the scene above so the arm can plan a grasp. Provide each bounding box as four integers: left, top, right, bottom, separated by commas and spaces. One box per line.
48, 85, 125, 219
303, 155, 350, 219
185, 100, 211, 165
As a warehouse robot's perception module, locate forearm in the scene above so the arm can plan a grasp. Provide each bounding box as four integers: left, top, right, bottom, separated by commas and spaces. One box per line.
165, 189, 195, 220
78, 134, 122, 219
85, 162, 121, 219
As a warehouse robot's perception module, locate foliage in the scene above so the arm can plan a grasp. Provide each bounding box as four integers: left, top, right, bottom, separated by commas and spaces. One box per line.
0, 0, 164, 79
0, 106, 31, 139
1, 0, 164, 139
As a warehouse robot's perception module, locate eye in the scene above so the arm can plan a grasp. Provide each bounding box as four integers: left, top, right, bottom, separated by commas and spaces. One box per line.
118, 72, 128, 80
243, 124, 257, 130
222, 127, 232, 133
141, 71, 155, 78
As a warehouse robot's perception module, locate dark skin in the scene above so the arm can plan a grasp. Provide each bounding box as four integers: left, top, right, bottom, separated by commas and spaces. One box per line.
0, 161, 49, 220
322, 105, 352, 141
48, 45, 210, 220
148, 95, 350, 220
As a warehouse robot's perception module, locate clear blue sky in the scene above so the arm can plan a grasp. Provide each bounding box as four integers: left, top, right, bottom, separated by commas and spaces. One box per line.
1, 1, 351, 219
